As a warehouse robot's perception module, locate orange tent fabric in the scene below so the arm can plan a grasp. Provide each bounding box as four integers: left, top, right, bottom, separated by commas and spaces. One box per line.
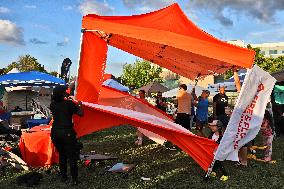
73, 103, 218, 171
19, 125, 59, 167
99, 86, 173, 121
82, 3, 255, 80
76, 32, 108, 103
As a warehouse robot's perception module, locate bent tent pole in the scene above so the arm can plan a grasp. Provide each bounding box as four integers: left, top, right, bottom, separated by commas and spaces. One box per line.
74, 32, 83, 98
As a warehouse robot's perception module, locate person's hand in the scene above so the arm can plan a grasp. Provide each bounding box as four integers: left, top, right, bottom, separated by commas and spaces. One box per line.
232, 66, 240, 72
78, 101, 83, 106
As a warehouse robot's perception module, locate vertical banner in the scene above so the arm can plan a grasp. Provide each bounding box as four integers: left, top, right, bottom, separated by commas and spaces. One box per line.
76, 32, 108, 103
60, 58, 72, 83
214, 65, 276, 161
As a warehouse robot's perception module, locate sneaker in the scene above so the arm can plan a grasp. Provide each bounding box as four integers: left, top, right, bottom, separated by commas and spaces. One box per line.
220, 175, 229, 181
210, 172, 217, 178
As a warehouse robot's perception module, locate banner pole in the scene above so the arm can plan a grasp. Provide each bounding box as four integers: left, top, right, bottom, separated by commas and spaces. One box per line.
204, 158, 216, 179
74, 31, 83, 99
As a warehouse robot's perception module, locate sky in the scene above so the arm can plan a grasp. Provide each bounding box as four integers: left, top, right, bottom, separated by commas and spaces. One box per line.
0, 0, 284, 77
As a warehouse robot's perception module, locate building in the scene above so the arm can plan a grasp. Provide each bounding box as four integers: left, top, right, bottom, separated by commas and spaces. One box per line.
251, 42, 284, 58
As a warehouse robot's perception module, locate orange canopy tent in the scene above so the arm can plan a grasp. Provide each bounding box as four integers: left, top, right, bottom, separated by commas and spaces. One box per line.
77, 3, 255, 102
81, 3, 255, 78
19, 3, 255, 172
74, 3, 255, 171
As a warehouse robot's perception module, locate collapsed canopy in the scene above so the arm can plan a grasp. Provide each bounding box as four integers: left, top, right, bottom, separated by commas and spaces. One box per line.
82, 3, 255, 80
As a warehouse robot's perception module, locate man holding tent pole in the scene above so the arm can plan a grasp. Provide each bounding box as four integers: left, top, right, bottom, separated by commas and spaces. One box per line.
50, 86, 84, 185
233, 67, 249, 166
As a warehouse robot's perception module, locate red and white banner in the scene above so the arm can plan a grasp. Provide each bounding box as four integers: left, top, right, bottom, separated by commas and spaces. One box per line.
215, 65, 276, 161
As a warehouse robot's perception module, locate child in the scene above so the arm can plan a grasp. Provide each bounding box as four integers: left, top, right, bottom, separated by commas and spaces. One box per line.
260, 111, 274, 162
208, 120, 229, 181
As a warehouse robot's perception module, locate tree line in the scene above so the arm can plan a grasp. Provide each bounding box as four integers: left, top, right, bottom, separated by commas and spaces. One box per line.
1, 46, 284, 89
0, 54, 58, 76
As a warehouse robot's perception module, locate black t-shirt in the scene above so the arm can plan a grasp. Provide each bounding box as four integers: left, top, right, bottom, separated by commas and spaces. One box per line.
213, 93, 228, 116
50, 99, 80, 129
156, 99, 167, 112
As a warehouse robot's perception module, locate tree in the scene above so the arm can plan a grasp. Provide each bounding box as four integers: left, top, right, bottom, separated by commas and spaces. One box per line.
120, 59, 163, 89
224, 45, 284, 79
2, 54, 46, 74
49, 71, 58, 77
17, 55, 46, 72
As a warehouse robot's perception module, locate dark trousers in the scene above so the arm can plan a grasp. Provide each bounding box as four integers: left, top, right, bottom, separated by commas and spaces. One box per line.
175, 113, 191, 130
51, 128, 78, 180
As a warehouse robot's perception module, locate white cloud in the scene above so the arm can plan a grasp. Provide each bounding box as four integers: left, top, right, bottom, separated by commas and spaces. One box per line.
57, 37, 69, 46
78, 0, 114, 15
24, 5, 37, 9
0, 6, 10, 13
122, 0, 176, 12
0, 19, 25, 46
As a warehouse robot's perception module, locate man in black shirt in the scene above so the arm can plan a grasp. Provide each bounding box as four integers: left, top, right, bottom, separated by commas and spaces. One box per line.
50, 86, 83, 185
213, 86, 229, 129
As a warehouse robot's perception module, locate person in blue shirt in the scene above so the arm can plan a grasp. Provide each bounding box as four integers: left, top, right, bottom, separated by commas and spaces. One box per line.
194, 90, 210, 137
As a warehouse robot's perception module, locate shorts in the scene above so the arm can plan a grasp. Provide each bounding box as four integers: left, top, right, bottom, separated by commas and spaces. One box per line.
175, 113, 191, 130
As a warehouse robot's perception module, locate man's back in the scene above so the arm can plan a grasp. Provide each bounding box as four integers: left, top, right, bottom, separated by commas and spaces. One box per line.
177, 90, 191, 114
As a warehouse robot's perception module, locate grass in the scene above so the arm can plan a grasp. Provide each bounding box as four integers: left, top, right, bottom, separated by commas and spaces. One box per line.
0, 125, 284, 189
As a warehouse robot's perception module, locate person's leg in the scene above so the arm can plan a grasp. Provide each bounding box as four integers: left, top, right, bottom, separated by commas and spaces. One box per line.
68, 148, 78, 184
65, 131, 79, 184
189, 115, 194, 129
185, 114, 191, 131
264, 135, 273, 161
238, 146, 248, 166
59, 152, 68, 179
213, 160, 228, 176
51, 131, 68, 179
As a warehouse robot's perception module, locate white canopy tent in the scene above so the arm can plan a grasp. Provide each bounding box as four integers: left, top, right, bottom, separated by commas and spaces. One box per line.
163, 84, 217, 98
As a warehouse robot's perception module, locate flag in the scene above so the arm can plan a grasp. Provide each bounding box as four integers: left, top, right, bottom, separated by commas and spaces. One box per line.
214, 65, 276, 161
60, 58, 72, 82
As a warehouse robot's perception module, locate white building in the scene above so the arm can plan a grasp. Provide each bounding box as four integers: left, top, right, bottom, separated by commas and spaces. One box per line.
251, 42, 284, 58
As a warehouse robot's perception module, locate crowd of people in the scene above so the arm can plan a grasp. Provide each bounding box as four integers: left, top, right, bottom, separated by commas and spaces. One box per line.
130, 69, 276, 180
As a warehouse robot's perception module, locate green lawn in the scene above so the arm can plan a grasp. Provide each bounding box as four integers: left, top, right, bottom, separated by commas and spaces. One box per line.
1, 126, 283, 189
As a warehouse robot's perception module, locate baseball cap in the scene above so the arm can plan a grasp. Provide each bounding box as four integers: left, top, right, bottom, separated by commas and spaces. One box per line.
208, 120, 223, 128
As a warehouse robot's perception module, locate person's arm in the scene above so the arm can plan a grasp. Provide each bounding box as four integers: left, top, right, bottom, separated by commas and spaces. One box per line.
213, 95, 217, 118
192, 88, 198, 101
233, 67, 241, 93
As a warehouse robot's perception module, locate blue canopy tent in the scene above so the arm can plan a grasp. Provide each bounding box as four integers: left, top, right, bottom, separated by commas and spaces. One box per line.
0, 71, 65, 87
0, 71, 65, 113
103, 79, 129, 92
